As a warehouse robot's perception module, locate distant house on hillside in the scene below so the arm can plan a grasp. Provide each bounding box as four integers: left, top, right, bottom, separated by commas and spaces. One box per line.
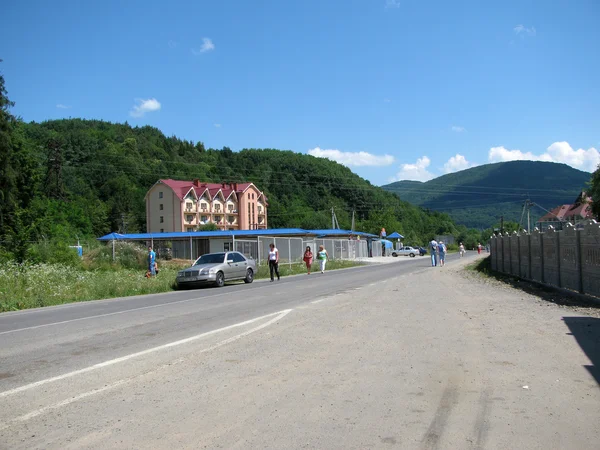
537, 191, 593, 230
145, 179, 268, 233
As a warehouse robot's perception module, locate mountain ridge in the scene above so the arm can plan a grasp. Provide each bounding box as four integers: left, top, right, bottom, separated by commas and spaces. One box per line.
381, 161, 590, 228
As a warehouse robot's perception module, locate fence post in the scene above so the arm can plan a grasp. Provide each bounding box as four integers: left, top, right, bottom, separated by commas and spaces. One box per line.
288, 239, 292, 269
527, 231, 532, 279
540, 230, 545, 284
576, 226, 583, 294
556, 228, 561, 288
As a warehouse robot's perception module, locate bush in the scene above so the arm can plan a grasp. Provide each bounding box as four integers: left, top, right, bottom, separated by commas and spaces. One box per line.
84, 241, 148, 270
25, 242, 83, 267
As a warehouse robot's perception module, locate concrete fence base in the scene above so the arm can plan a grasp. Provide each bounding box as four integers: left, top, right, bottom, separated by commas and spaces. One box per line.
490, 220, 600, 298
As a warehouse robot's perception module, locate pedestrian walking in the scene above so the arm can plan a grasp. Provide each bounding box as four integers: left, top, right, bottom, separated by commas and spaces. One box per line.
429, 239, 438, 267
268, 243, 280, 281
147, 246, 156, 277
459, 242, 465, 258
477, 243, 482, 254
317, 245, 329, 273
438, 241, 446, 267
303, 246, 313, 275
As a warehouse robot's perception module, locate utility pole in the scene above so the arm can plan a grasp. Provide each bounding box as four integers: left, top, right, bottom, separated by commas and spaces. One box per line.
332, 207, 335, 230
500, 215, 504, 234
527, 202, 531, 233
351, 209, 355, 232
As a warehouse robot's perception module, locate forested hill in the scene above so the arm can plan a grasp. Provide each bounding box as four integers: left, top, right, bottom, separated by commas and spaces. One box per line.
1, 118, 461, 252
381, 161, 591, 228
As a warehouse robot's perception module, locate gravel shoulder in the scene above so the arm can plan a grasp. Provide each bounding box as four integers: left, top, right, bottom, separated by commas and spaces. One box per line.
2, 255, 599, 449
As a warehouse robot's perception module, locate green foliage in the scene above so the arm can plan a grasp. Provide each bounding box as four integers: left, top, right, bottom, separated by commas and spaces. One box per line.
198, 222, 219, 231
382, 161, 591, 229
0, 117, 463, 249
589, 164, 600, 218
26, 242, 83, 267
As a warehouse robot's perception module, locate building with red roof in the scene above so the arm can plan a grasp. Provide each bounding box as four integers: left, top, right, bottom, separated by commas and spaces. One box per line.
537, 191, 594, 230
145, 179, 268, 232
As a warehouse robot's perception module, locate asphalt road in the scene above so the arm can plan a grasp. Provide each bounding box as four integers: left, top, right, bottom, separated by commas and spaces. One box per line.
2, 251, 598, 449
0, 253, 454, 392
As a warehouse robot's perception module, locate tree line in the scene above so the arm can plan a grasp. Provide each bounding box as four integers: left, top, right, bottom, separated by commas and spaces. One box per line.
1, 70, 494, 261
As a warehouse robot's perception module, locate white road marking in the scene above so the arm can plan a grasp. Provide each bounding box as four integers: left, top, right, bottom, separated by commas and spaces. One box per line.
0, 291, 240, 336
0, 309, 292, 399
311, 299, 326, 304
0, 308, 291, 430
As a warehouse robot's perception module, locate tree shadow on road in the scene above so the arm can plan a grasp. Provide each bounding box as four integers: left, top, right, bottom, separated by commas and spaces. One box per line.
563, 317, 600, 386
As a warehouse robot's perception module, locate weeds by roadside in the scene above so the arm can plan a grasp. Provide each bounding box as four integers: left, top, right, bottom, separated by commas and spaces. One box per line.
464, 256, 600, 317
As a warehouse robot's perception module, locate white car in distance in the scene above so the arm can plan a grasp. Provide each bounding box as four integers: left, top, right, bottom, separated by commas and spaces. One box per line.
391, 246, 418, 257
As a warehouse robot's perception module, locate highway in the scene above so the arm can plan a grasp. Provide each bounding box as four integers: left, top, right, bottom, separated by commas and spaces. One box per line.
1, 251, 599, 449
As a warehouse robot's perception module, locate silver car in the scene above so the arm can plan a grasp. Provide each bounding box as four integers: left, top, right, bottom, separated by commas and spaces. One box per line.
176, 251, 256, 288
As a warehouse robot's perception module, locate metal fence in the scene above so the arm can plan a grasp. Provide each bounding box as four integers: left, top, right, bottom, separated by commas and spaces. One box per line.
233, 237, 371, 266
490, 220, 600, 297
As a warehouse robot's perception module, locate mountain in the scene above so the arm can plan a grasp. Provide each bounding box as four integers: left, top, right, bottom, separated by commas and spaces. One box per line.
381, 161, 591, 229
0, 118, 463, 256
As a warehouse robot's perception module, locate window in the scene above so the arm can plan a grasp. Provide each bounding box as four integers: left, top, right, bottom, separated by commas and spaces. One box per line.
159, 191, 163, 199
224, 242, 232, 252
186, 202, 193, 211
228, 204, 233, 211
231, 252, 245, 263
228, 216, 235, 223
160, 216, 164, 223
201, 203, 207, 210
201, 215, 207, 222
159, 204, 164, 211
187, 215, 193, 222
160, 228, 164, 233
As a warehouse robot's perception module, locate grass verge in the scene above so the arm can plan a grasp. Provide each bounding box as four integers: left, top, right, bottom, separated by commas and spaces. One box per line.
0, 259, 364, 312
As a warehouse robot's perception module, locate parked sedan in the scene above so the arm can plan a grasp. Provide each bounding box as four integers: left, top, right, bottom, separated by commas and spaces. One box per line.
391, 246, 419, 257
176, 251, 256, 288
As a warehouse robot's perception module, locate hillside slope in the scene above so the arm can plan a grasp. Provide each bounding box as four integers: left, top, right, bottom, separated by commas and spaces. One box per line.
6, 119, 459, 245
382, 161, 591, 228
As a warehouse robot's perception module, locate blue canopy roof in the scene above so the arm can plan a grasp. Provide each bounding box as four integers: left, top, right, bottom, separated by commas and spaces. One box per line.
97, 228, 377, 241
387, 232, 404, 239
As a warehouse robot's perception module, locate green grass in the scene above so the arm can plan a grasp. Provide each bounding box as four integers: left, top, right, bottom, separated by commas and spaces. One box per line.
0, 258, 364, 312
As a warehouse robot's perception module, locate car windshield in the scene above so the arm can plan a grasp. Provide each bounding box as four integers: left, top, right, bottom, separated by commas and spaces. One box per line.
194, 253, 225, 265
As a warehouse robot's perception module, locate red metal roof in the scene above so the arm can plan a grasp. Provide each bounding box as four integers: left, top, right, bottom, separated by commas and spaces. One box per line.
159, 179, 258, 200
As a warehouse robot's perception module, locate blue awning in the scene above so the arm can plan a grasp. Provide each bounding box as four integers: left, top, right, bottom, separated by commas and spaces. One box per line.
387, 232, 404, 239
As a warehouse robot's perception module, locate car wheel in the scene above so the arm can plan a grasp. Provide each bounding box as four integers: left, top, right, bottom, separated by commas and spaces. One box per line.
215, 271, 225, 287
409, 253, 415, 257
392, 252, 398, 257
244, 268, 254, 284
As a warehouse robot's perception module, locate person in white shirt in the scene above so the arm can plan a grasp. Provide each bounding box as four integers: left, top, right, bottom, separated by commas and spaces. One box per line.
429, 239, 438, 267
459, 242, 465, 257
268, 243, 280, 282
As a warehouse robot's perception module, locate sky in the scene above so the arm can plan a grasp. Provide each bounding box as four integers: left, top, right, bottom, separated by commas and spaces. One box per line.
1, 0, 599, 185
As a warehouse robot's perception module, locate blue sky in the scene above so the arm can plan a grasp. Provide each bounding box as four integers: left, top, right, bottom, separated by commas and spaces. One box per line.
1, 0, 599, 184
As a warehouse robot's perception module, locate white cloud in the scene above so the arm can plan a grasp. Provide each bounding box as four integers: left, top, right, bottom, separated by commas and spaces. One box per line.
546, 142, 600, 172
451, 125, 466, 133
443, 154, 474, 173
192, 38, 215, 55
514, 24, 536, 37
383, 98, 391, 103
308, 147, 395, 167
56, 104, 71, 109
214, 123, 221, 128
390, 156, 434, 182
385, 0, 401, 8
129, 98, 161, 118
488, 142, 600, 172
